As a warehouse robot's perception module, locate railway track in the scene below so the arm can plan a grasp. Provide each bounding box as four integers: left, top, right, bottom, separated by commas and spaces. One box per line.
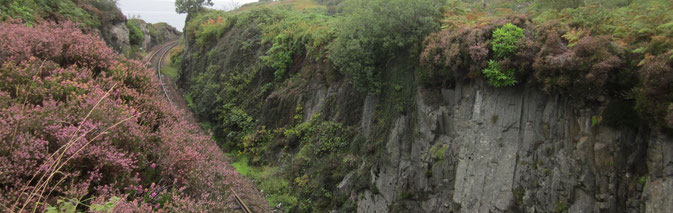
146, 40, 179, 106
146, 42, 253, 213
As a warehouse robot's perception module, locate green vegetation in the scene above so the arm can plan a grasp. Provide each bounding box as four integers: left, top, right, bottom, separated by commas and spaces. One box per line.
483, 60, 517, 87
555, 200, 568, 212
224, 114, 356, 212
329, 0, 444, 93
481, 23, 524, 87
421, 0, 673, 129
0, 0, 124, 29
491, 23, 524, 58
184, 93, 195, 108
512, 187, 525, 206
260, 9, 334, 81
638, 176, 647, 185
175, 0, 213, 14
429, 143, 448, 161
46, 196, 120, 213
194, 15, 230, 47
127, 19, 145, 46
231, 156, 298, 212
1, 0, 93, 26
161, 60, 179, 79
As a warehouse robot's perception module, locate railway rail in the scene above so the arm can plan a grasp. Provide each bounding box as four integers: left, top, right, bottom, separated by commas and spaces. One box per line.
146, 42, 253, 213
146, 41, 178, 106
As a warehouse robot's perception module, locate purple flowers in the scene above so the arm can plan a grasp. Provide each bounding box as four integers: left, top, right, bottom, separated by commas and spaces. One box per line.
0, 20, 237, 211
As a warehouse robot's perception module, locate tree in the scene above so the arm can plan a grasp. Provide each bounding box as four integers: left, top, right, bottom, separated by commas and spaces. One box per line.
175, 0, 213, 14
222, 0, 241, 11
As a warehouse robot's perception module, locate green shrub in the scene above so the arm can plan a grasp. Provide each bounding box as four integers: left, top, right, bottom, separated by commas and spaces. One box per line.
0, 0, 98, 27
483, 60, 517, 87
185, 9, 228, 45
195, 16, 231, 47
259, 8, 334, 81
214, 103, 254, 147
170, 44, 184, 67
492, 23, 525, 59
0, 1, 36, 24
127, 20, 145, 46
329, 0, 444, 93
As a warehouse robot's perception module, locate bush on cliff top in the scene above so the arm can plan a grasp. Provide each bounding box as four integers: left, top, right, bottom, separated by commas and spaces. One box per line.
421, 0, 673, 129
329, 0, 444, 93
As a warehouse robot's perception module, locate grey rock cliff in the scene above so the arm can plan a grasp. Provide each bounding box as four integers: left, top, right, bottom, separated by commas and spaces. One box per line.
344, 81, 662, 212
137, 22, 152, 51
102, 22, 130, 52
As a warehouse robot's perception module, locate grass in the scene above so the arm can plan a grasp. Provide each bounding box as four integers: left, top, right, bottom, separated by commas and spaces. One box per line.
229, 154, 298, 211
184, 93, 195, 108
160, 61, 179, 79
231, 155, 254, 176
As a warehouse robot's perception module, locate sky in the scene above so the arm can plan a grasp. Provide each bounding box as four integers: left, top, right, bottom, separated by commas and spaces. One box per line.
117, 0, 258, 31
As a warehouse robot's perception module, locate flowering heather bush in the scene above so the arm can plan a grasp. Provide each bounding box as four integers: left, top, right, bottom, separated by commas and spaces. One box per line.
420, 15, 531, 84
0, 20, 236, 211
531, 24, 622, 99
634, 53, 673, 128
419, 15, 624, 100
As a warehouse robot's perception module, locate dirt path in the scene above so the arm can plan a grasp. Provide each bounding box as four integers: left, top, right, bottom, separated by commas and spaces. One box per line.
147, 42, 272, 213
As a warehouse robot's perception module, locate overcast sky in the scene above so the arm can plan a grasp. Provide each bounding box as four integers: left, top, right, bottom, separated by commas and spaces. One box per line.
117, 0, 258, 30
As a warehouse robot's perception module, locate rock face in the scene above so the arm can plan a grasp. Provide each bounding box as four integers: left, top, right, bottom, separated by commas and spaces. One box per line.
100, 19, 180, 53
322, 80, 663, 212
137, 22, 152, 51
150, 23, 180, 48
133, 19, 181, 50
102, 22, 130, 52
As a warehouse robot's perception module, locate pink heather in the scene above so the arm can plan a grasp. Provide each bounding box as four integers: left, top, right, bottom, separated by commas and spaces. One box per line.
0, 20, 237, 211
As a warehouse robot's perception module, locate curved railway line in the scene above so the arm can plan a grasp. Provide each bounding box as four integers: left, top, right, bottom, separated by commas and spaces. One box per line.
146, 42, 253, 213
147, 41, 178, 106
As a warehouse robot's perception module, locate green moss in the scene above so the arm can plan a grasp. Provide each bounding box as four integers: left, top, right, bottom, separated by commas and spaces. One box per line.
638, 176, 647, 185
429, 143, 448, 161
512, 187, 524, 206
555, 200, 568, 213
